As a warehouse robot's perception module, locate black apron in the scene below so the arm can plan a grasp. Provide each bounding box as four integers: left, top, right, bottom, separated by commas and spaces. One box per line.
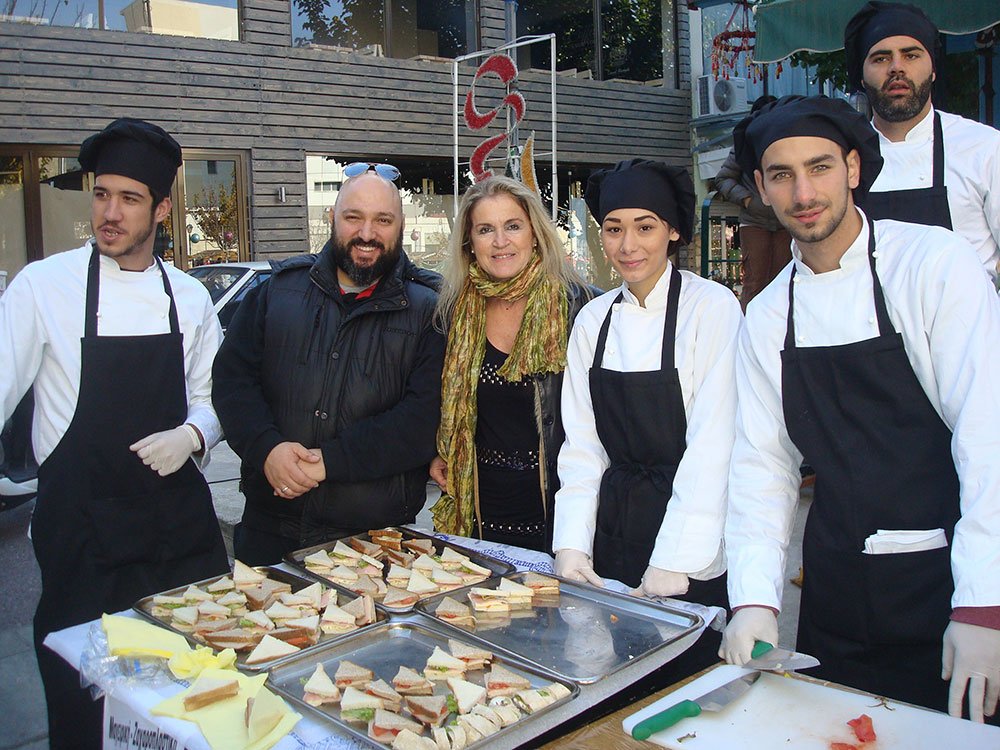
781, 231, 959, 712
858, 111, 953, 230
31, 248, 228, 749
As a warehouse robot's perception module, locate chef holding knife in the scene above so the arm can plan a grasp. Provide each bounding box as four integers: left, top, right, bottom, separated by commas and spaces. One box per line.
720, 95, 1000, 722
0, 119, 228, 748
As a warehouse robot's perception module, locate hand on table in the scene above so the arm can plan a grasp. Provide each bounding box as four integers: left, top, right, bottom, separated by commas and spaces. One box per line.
719, 606, 779, 665
130, 424, 201, 476
630, 566, 689, 599
264, 441, 321, 499
942, 620, 1000, 722
429, 455, 448, 490
554, 549, 604, 587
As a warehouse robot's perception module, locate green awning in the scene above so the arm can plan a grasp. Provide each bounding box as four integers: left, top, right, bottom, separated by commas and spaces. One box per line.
752, 0, 1000, 63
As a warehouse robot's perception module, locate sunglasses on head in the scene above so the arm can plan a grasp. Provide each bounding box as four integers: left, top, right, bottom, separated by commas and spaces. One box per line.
343, 162, 401, 181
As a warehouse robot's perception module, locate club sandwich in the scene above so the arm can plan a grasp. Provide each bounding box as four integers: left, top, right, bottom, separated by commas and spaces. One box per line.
404, 694, 449, 728
335, 659, 374, 689
424, 646, 466, 680
447, 639, 492, 670
366, 679, 403, 713
434, 597, 475, 628
303, 663, 341, 707
367, 707, 422, 744
339, 686, 383, 725
485, 664, 529, 697
392, 665, 435, 696
233, 560, 267, 589
245, 633, 300, 664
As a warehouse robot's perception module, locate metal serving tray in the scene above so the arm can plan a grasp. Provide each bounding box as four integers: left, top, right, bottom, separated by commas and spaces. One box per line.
267, 618, 578, 750
413, 572, 703, 684
133, 566, 386, 672
285, 527, 515, 615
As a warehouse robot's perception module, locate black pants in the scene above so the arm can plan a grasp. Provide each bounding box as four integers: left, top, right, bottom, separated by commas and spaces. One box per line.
34, 627, 103, 750
233, 521, 301, 566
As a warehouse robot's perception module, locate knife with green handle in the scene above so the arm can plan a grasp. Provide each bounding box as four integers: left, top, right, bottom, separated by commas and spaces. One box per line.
746, 641, 820, 672
630, 671, 761, 741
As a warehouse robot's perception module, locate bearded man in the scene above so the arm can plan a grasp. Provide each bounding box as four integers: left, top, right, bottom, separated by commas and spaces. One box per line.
845, 1, 1000, 285
213, 164, 445, 562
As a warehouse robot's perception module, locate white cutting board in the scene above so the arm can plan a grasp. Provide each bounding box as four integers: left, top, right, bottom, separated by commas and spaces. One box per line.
622, 664, 1000, 749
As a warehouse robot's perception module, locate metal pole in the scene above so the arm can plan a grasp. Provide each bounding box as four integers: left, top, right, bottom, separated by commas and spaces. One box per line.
453, 59, 459, 220
550, 33, 557, 222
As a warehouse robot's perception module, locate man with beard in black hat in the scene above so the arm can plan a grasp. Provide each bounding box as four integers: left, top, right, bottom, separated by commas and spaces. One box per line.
845, 1, 1000, 286
721, 95, 1000, 723
0, 118, 228, 748
212, 165, 445, 563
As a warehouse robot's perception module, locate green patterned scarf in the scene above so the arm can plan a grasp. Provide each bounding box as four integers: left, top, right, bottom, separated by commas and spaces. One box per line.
432, 252, 569, 536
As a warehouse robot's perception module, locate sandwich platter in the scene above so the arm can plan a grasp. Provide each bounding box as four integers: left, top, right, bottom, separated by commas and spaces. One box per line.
266, 618, 578, 749
133, 565, 386, 672
413, 572, 702, 684
285, 527, 515, 615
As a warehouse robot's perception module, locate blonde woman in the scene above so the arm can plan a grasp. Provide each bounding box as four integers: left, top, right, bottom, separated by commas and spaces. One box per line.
430, 176, 596, 551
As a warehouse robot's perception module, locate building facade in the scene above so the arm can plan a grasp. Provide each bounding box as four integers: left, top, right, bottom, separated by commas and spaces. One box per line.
0, 0, 693, 286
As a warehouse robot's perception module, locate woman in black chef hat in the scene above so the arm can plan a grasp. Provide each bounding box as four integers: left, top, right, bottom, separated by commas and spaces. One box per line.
552, 159, 742, 675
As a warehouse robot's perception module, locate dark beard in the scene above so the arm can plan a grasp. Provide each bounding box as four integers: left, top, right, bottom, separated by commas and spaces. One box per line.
332, 231, 403, 287
865, 73, 933, 123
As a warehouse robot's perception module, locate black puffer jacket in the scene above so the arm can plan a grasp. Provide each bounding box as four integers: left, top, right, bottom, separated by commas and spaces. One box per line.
213, 243, 445, 545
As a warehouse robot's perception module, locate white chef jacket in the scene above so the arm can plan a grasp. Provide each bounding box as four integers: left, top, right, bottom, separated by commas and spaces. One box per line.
0, 242, 223, 466
727, 210, 1000, 612
868, 107, 1000, 284
554, 262, 742, 578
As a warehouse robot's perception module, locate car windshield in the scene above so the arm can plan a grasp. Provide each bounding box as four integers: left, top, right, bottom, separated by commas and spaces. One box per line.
187, 267, 247, 303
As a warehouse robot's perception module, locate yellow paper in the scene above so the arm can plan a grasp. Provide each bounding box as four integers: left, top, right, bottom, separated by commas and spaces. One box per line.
152, 668, 300, 750
168, 646, 237, 680
102, 613, 192, 659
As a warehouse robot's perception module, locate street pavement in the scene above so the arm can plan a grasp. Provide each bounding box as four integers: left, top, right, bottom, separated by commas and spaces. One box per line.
0, 443, 807, 749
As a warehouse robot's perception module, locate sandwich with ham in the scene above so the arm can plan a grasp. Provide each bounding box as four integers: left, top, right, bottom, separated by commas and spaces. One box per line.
366, 679, 403, 713
434, 597, 475, 628
424, 646, 466, 680
447, 639, 491, 671
335, 659, 374, 689
467, 588, 509, 614
383, 586, 419, 609
485, 664, 529, 697
392, 665, 434, 696
303, 663, 341, 707
521, 571, 559, 597
339, 686, 383, 725
245, 633, 300, 664
404, 694, 449, 728
367, 708, 422, 744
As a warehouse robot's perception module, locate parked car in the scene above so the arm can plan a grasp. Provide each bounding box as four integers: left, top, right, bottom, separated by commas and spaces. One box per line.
186, 261, 273, 332
0, 260, 273, 511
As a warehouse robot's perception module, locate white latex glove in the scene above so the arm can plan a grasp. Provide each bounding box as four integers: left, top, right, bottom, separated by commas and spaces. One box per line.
554, 549, 604, 587
130, 424, 201, 477
942, 620, 1000, 722
720, 606, 779, 665
631, 566, 689, 599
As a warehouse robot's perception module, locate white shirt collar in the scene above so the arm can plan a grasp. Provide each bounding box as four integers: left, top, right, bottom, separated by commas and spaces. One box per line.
91, 240, 160, 275
620, 259, 673, 310
874, 105, 935, 145
790, 209, 870, 277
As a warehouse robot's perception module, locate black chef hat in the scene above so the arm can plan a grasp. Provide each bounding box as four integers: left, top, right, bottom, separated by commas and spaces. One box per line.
78, 118, 182, 199
584, 159, 695, 244
733, 95, 884, 196
844, 1, 940, 92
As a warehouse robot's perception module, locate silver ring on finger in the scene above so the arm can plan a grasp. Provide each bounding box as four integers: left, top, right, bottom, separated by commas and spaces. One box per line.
281, 486, 290, 493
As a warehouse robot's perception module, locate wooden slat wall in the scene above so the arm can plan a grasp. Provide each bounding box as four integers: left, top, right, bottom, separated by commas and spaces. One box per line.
0, 1, 691, 258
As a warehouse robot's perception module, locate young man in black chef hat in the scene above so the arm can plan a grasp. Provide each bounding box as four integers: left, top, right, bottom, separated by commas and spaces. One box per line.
845, 1, 1000, 286
720, 95, 1000, 723
0, 118, 228, 748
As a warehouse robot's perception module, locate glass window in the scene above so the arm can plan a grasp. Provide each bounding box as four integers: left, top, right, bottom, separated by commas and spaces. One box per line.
1, 0, 239, 40
38, 155, 92, 257
601, 0, 662, 82
517, 0, 595, 77
0, 155, 26, 287
182, 158, 242, 267
292, 0, 470, 59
